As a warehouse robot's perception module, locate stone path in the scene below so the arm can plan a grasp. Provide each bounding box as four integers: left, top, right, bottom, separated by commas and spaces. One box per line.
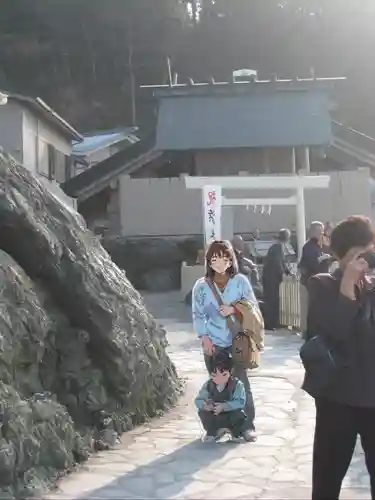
48, 292, 370, 499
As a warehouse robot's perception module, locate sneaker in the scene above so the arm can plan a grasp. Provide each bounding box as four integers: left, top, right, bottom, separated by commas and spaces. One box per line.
202, 434, 216, 443
230, 435, 243, 443
243, 429, 257, 442
216, 428, 231, 440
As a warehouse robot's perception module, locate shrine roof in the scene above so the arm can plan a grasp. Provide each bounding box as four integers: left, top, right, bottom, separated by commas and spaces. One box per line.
149, 76, 345, 99
149, 77, 345, 150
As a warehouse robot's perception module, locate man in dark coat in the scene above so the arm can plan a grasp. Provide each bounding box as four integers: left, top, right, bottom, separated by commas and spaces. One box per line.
299, 221, 333, 285
298, 221, 334, 336
262, 229, 291, 330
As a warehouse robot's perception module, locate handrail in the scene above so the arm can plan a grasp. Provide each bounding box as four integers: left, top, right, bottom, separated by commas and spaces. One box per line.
332, 121, 375, 157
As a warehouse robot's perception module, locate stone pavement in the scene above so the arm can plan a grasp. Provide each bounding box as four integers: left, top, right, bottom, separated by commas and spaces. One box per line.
48, 292, 370, 499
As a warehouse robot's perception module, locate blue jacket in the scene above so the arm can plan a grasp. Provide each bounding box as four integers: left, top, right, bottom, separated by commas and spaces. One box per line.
195, 378, 246, 412
192, 273, 257, 347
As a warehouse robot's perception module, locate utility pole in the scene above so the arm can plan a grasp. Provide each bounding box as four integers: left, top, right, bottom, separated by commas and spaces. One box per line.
127, 19, 137, 126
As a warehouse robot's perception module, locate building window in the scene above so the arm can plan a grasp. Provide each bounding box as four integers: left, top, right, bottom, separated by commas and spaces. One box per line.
65, 155, 73, 181
47, 144, 56, 180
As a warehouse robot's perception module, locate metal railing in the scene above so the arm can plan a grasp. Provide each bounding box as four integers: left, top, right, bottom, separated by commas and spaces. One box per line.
279, 275, 301, 330
332, 121, 375, 158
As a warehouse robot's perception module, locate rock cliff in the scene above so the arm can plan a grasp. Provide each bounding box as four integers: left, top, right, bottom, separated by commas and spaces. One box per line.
0, 153, 181, 498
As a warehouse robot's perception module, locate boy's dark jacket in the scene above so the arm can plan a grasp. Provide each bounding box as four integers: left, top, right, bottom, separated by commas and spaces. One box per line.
207, 377, 238, 403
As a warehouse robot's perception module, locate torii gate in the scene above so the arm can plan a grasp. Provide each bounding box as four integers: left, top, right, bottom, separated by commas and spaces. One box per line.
184, 173, 330, 258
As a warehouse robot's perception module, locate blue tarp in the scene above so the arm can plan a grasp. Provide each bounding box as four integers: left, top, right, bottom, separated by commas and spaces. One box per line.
73, 129, 138, 156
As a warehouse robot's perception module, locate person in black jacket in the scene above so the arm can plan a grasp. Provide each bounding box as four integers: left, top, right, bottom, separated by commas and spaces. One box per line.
302, 216, 375, 500
299, 221, 332, 284
298, 221, 334, 337
322, 221, 334, 254
262, 228, 291, 330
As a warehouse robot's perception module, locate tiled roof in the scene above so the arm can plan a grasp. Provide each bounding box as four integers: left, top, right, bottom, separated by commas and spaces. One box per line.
62, 133, 158, 197
156, 90, 333, 150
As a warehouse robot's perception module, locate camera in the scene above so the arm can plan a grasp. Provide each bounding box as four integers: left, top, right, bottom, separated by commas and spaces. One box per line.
361, 252, 375, 270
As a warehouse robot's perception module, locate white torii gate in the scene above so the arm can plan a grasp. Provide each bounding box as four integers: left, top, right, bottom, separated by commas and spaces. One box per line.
184, 173, 330, 257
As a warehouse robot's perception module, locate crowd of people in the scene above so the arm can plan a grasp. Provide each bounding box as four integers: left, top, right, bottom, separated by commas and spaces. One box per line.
191, 216, 375, 499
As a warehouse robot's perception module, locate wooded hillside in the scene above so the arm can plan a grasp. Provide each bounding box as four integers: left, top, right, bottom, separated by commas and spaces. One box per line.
0, 0, 373, 135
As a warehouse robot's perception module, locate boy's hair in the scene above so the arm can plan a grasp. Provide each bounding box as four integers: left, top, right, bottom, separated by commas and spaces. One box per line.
210, 352, 233, 373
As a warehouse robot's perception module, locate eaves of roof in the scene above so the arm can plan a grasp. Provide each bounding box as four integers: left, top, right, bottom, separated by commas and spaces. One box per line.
62, 134, 159, 199
149, 76, 346, 99
73, 130, 139, 156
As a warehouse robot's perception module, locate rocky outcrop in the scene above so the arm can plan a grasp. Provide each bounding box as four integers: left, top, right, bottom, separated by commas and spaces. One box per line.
105, 236, 203, 291
0, 153, 181, 498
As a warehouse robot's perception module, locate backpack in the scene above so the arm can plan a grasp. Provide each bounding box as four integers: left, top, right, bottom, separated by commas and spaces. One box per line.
232, 301, 264, 369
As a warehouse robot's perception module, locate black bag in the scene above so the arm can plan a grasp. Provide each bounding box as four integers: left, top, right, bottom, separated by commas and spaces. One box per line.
299, 267, 309, 287
299, 334, 339, 392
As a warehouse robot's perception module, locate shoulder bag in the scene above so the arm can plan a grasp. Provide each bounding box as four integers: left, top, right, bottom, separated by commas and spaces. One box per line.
300, 334, 339, 392
299, 275, 344, 392
206, 279, 259, 368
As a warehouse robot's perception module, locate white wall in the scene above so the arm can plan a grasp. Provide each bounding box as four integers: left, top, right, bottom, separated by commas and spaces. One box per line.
75, 143, 124, 173
0, 102, 23, 162
39, 177, 77, 210
88, 146, 113, 165
0, 102, 76, 208
119, 169, 372, 237
22, 108, 72, 182
74, 144, 123, 176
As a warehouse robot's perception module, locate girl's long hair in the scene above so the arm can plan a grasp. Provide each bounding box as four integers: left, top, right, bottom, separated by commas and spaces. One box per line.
205, 240, 238, 279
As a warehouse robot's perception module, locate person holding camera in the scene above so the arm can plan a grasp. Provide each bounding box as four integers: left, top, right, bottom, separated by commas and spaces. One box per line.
301, 216, 375, 500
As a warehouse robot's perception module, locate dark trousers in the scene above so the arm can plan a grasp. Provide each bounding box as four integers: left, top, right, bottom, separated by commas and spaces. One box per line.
313, 398, 375, 500
198, 409, 246, 437
262, 278, 281, 330
204, 351, 255, 431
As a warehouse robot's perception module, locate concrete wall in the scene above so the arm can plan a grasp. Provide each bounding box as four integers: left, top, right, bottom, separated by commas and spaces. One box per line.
119, 169, 372, 237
